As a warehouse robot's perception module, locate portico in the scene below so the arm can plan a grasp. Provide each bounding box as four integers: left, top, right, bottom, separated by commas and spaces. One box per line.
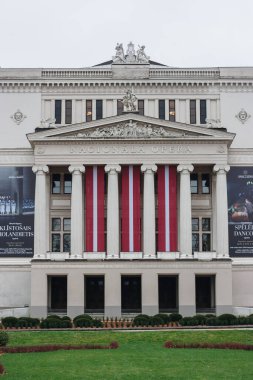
28, 113, 234, 317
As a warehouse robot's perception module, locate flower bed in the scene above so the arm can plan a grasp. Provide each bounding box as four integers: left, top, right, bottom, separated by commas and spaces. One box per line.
164, 341, 253, 350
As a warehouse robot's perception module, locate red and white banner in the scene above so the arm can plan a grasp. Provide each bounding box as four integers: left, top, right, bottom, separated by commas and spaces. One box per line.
86, 166, 105, 252
157, 165, 177, 252
121, 165, 141, 252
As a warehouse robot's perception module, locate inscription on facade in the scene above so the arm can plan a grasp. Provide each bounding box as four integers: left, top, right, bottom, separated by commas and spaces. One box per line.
70, 145, 192, 155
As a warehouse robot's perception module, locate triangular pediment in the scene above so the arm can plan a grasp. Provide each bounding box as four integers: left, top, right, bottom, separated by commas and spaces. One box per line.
27, 113, 235, 145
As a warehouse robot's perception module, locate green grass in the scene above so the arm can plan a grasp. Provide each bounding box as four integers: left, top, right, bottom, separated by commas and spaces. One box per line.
1, 330, 253, 379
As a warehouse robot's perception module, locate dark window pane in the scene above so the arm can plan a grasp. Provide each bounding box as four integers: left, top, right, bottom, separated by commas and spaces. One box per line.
192, 233, 199, 252
169, 100, 176, 121
121, 276, 141, 313
86, 100, 92, 122
190, 100, 196, 124
52, 218, 61, 231
55, 100, 62, 124
196, 276, 215, 311
63, 218, 71, 231
49, 276, 67, 312
138, 100, 144, 115
159, 99, 165, 119
96, 100, 103, 120
65, 100, 72, 124
202, 234, 211, 251
200, 99, 207, 124
64, 174, 72, 194
202, 173, 210, 194
85, 276, 104, 312
63, 234, 71, 252
52, 234, 60, 252
52, 174, 61, 194
117, 100, 124, 115
192, 218, 199, 231
190, 173, 198, 194
158, 276, 178, 312
202, 218, 211, 231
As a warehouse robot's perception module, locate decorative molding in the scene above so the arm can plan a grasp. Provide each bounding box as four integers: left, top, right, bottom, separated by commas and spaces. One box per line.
235, 108, 251, 124
10, 109, 27, 125
74, 121, 186, 139
177, 164, 194, 173
206, 119, 222, 129
68, 165, 85, 174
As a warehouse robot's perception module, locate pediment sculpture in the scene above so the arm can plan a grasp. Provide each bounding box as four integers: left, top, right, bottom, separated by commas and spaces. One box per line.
112, 42, 150, 64
73, 121, 186, 139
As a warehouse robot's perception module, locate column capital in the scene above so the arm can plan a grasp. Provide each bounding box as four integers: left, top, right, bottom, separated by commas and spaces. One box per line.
177, 164, 194, 174
105, 164, 121, 174
32, 165, 49, 174
141, 164, 157, 173
68, 165, 85, 174
213, 164, 230, 174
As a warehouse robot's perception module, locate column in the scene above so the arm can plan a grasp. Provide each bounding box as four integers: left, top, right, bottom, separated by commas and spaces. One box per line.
142, 271, 158, 315
67, 272, 84, 318
178, 271, 196, 316
177, 164, 194, 258
104, 271, 121, 317
32, 165, 49, 258
105, 164, 121, 258
213, 165, 230, 258
69, 165, 85, 258
141, 164, 157, 258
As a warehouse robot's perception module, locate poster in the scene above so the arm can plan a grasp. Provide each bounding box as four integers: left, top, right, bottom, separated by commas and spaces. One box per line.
0, 167, 35, 256
227, 167, 253, 257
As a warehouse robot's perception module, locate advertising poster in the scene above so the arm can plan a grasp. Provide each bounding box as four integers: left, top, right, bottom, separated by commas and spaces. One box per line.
227, 167, 253, 257
0, 167, 35, 256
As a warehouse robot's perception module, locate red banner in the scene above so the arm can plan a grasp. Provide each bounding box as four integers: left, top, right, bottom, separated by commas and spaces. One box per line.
85, 166, 105, 252
157, 165, 177, 251
121, 165, 141, 252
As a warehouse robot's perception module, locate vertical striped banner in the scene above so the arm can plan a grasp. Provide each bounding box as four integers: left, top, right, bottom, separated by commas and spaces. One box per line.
157, 165, 177, 252
121, 165, 141, 252
86, 166, 105, 252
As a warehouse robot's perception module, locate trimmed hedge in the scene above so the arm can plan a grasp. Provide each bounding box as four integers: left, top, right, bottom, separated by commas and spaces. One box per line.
40, 317, 72, 329
1, 342, 119, 353
164, 341, 253, 351
0, 331, 8, 346
1, 317, 40, 328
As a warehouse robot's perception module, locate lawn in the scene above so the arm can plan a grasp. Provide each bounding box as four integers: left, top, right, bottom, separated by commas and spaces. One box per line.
1, 330, 253, 379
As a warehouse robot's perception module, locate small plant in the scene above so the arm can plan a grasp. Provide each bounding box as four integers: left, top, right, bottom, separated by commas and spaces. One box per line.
169, 313, 182, 323
0, 331, 9, 346
0, 364, 5, 375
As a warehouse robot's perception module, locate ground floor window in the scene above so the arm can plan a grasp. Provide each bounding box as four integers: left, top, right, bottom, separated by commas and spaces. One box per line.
158, 275, 178, 312
195, 275, 215, 313
48, 275, 67, 313
121, 275, 141, 313
85, 276, 104, 313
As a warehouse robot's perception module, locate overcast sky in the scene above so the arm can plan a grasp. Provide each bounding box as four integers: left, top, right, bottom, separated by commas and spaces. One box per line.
1, 0, 253, 68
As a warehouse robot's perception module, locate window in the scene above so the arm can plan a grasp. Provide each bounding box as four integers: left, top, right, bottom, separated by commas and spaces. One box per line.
190, 99, 196, 124
190, 173, 198, 194
159, 99, 165, 119
191, 173, 211, 194
200, 100, 207, 124
192, 217, 211, 252
158, 276, 178, 312
55, 100, 62, 124
121, 275, 141, 313
51, 173, 72, 194
196, 275, 215, 313
86, 100, 92, 122
51, 217, 71, 252
138, 100, 144, 115
117, 100, 124, 115
96, 100, 103, 120
65, 100, 72, 124
48, 276, 67, 313
85, 276, 104, 313
169, 100, 176, 121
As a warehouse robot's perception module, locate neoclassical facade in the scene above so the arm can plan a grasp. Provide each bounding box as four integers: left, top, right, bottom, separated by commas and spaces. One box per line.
0, 43, 253, 318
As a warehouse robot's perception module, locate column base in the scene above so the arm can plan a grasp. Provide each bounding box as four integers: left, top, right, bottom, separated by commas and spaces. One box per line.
69, 253, 82, 259
157, 252, 180, 260
143, 254, 156, 259
107, 253, 119, 259
120, 252, 142, 259
193, 251, 217, 260
180, 253, 193, 259
83, 252, 106, 260
217, 253, 230, 259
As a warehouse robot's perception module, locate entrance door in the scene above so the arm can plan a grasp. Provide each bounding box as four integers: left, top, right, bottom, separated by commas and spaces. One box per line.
195, 275, 215, 313
48, 276, 67, 313
158, 275, 178, 312
85, 276, 104, 313
121, 275, 141, 313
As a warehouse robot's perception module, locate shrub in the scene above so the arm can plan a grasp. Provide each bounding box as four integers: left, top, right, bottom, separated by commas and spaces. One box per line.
0, 331, 9, 346
164, 341, 253, 351
154, 314, 170, 324
217, 314, 237, 326
92, 319, 103, 328
73, 314, 93, 323
62, 316, 71, 322
180, 317, 195, 326
193, 315, 207, 325
40, 318, 72, 329
169, 313, 182, 322
0, 364, 5, 375
1, 317, 18, 328
74, 318, 92, 328
17, 317, 40, 328
206, 317, 218, 326
149, 316, 163, 326
47, 315, 62, 320
132, 315, 150, 327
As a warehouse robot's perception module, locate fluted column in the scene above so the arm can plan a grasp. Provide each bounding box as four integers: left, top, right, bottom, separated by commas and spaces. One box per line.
177, 164, 194, 258
213, 165, 230, 258
141, 164, 157, 258
32, 165, 49, 258
69, 165, 85, 258
105, 164, 121, 258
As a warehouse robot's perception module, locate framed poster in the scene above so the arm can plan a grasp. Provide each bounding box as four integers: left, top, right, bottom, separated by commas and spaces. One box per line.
228, 167, 253, 257
0, 167, 35, 256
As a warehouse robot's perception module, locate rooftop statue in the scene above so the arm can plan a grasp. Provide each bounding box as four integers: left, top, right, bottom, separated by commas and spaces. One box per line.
120, 88, 137, 112
112, 42, 149, 64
